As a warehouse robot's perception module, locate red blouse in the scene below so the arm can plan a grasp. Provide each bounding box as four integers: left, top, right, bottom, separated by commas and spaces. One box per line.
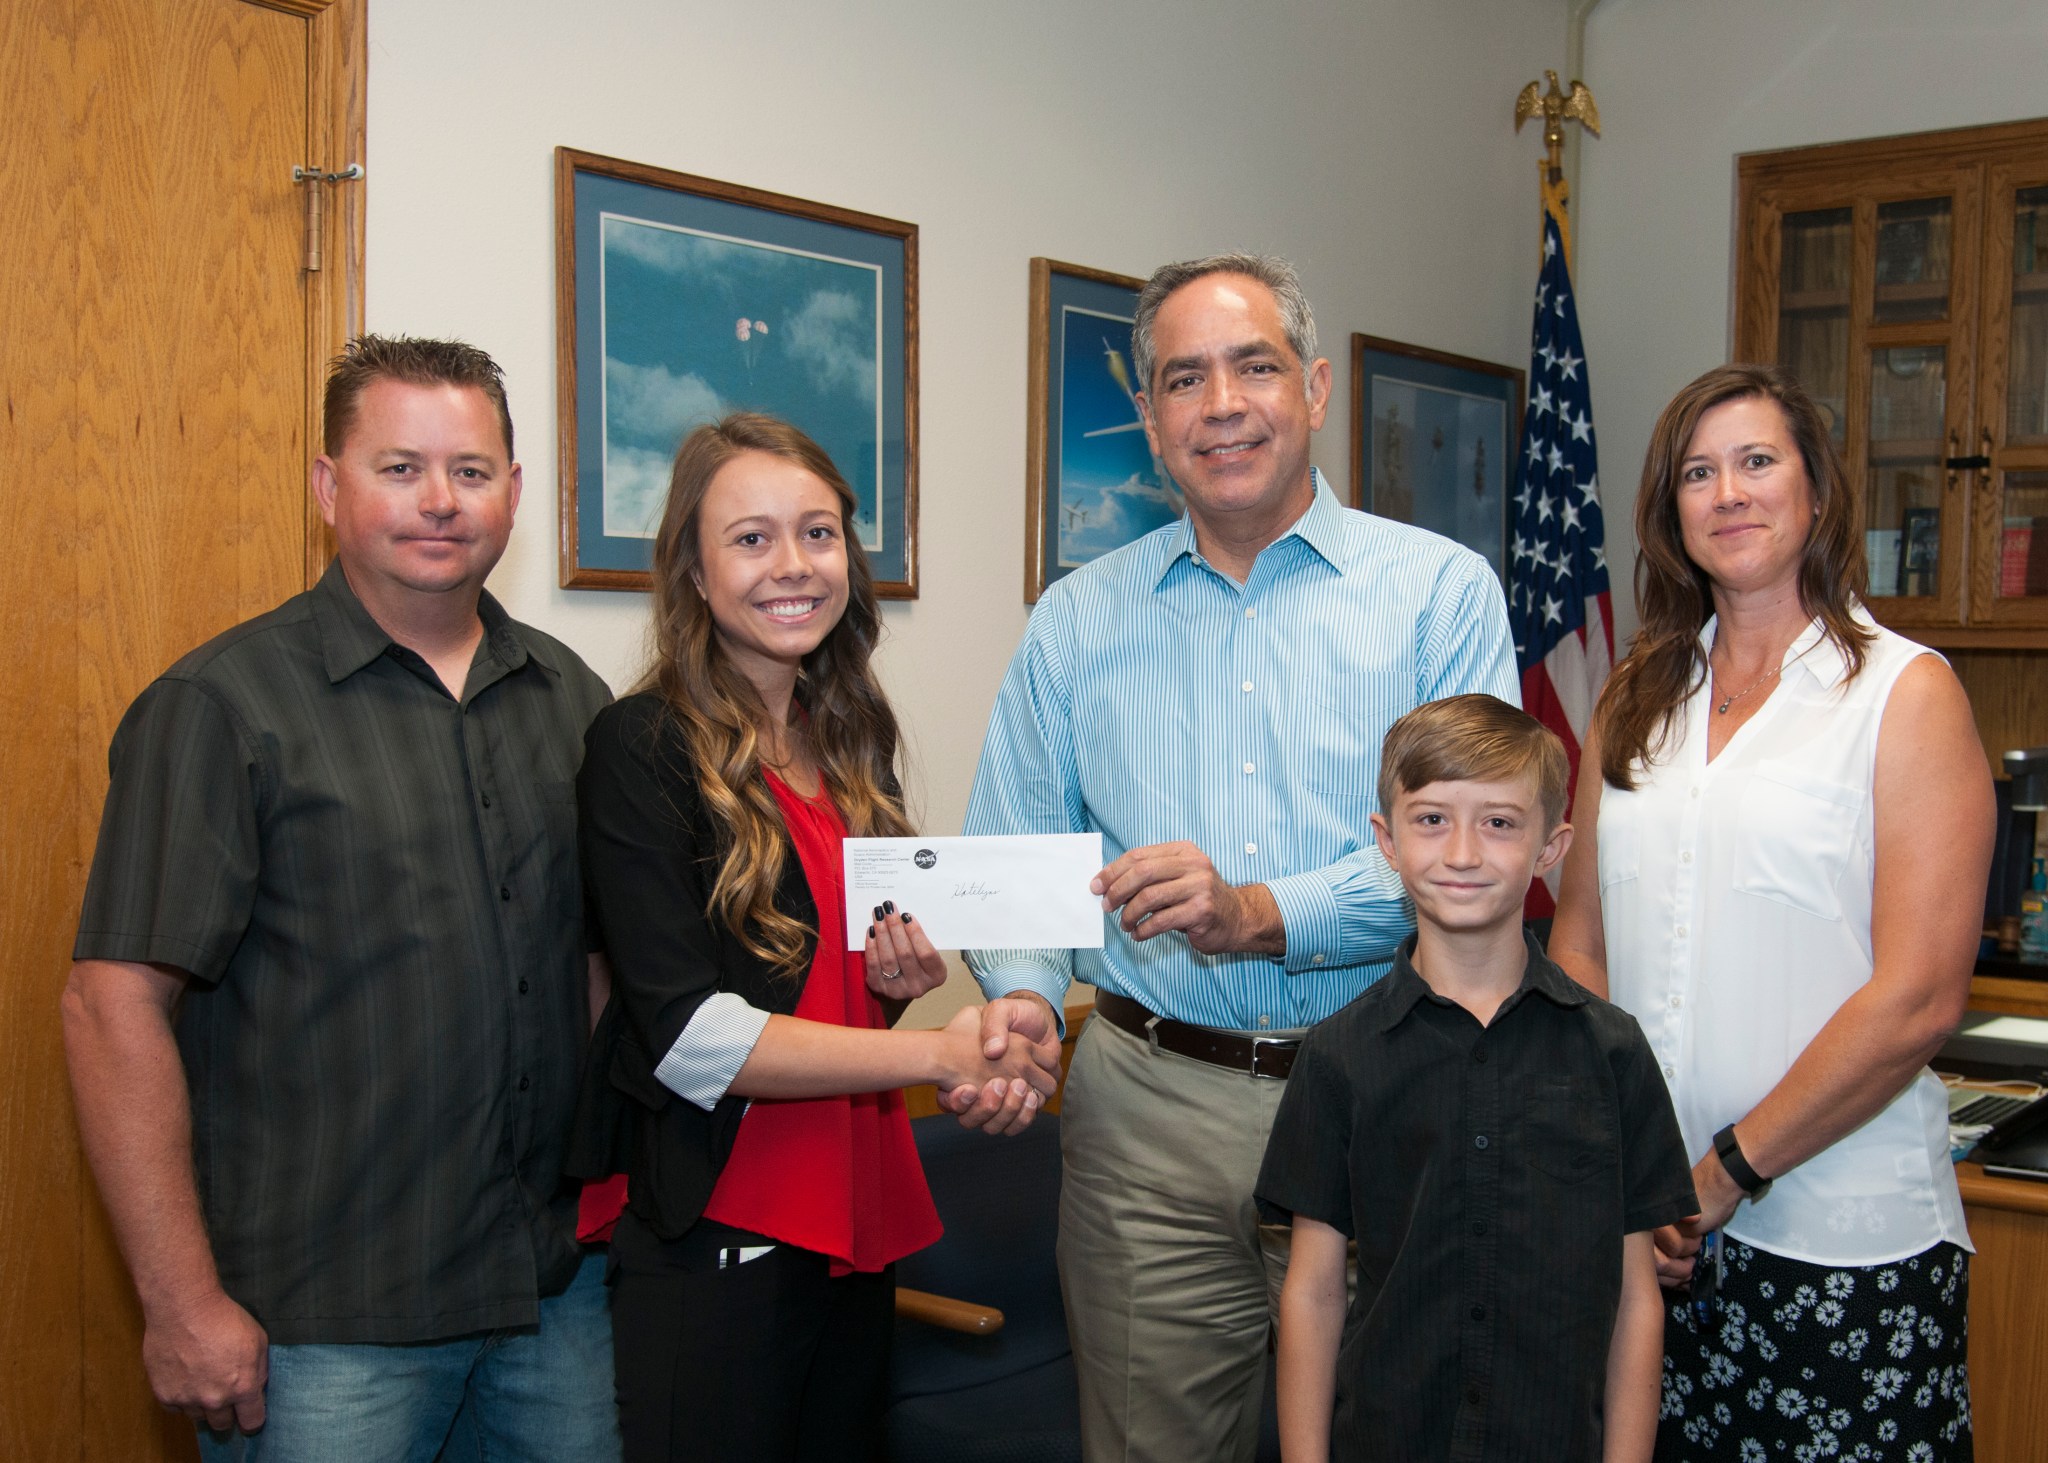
699, 772, 941, 1274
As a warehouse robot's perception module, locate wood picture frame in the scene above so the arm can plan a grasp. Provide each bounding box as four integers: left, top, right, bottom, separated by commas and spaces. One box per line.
1023, 258, 1177, 602
555, 147, 919, 595
1350, 333, 1523, 584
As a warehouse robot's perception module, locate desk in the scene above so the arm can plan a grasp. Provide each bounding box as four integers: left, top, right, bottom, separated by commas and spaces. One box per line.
1957, 975, 2048, 1461
1958, 1163, 2048, 1462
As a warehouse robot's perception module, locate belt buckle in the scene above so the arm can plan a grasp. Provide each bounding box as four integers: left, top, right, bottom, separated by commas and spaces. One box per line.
1249, 1036, 1291, 1080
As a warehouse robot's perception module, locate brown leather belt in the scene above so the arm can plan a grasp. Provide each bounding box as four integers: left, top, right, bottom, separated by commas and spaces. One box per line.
1093, 989, 1300, 1080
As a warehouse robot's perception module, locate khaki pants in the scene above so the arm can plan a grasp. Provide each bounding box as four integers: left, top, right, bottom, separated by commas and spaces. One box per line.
1057, 1015, 1296, 1463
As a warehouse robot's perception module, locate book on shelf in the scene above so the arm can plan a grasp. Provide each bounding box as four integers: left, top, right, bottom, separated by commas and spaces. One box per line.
1867, 529, 1903, 599
2004, 517, 2048, 598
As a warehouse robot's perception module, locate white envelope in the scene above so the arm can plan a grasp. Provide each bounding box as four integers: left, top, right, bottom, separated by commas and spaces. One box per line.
843, 834, 1105, 951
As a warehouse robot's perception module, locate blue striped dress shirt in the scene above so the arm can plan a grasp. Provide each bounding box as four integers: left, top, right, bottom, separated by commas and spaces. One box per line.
963, 471, 1519, 1032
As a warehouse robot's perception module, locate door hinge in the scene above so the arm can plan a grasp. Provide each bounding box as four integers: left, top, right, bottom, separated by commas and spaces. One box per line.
291, 163, 365, 273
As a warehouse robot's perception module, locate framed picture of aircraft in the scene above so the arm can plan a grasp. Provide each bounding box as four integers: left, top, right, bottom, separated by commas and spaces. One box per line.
1350, 333, 1522, 587
555, 147, 919, 595
1024, 258, 1179, 602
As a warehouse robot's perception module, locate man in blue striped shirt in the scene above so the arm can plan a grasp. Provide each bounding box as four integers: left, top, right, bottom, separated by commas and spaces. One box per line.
959, 254, 1518, 1462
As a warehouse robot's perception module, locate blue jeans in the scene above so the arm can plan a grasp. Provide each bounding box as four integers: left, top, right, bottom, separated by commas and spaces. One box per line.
197, 1250, 620, 1463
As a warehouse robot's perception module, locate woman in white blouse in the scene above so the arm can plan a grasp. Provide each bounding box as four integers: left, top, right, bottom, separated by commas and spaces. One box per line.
1550, 363, 1993, 1461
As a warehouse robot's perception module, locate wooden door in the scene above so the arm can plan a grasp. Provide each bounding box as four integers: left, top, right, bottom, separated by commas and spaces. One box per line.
0, 2, 362, 1459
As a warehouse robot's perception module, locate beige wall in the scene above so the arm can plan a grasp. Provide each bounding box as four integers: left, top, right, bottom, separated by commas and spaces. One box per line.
1576, 0, 2048, 644
366, 0, 1572, 1023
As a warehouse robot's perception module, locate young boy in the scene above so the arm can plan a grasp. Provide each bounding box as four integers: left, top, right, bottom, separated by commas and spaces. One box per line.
1255, 694, 1695, 1463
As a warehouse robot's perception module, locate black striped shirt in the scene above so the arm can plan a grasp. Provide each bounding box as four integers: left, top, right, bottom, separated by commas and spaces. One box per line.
76, 561, 611, 1344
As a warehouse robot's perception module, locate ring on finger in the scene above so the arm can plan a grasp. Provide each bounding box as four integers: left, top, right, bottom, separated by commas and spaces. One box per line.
882, 967, 902, 979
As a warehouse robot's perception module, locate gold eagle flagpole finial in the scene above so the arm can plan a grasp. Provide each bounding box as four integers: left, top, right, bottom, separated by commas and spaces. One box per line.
1514, 68, 1599, 264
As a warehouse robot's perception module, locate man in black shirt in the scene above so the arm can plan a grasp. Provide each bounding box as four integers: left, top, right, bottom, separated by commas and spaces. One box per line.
62, 337, 618, 1460
1255, 695, 1693, 1462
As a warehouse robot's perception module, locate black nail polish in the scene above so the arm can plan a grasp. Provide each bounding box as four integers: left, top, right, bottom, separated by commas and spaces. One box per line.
873, 905, 884, 922
866, 924, 875, 939
884, 900, 896, 915
901, 911, 913, 924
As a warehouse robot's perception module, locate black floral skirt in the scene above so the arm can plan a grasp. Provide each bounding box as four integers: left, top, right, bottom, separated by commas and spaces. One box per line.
1653, 1238, 1971, 1462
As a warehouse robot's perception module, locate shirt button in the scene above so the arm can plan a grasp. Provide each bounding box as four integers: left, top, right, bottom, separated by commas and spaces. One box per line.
1466, 1387, 1483, 1406
518, 979, 529, 994
1257, 1015, 1271, 1029
1472, 1049, 1488, 1064
1310, 953, 1325, 965
480, 791, 492, 808
500, 885, 512, 902
1664, 1064, 1676, 1078
1473, 1135, 1489, 1150
1246, 842, 1258, 854
1472, 1220, 1488, 1236
1689, 786, 1701, 799
518, 1075, 530, 1092
1680, 850, 1692, 864
1244, 606, 1257, 619
1241, 680, 1254, 693
1243, 762, 1255, 775
1670, 995, 1682, 1009
1470, 1305, 1486, 1321
1675, 924, 1688, 937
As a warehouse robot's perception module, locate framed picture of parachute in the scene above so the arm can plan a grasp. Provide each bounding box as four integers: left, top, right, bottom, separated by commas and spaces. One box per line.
555, 148, 919, 595
1350, 333, 1523, 586
1024, 258, 1180, 603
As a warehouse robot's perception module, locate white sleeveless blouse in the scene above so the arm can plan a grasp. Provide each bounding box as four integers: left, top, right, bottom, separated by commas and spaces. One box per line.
1598, 608, 1970, 1265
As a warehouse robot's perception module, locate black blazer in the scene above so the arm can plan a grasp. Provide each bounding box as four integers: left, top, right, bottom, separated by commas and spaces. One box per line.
569, 691, 822, 1241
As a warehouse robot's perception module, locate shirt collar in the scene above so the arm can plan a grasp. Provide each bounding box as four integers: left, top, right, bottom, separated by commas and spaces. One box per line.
1373, 928, 1589, 1033
310, 558, 532, 685
1694, 602, 1870, 697
1150, 466, 1345, 590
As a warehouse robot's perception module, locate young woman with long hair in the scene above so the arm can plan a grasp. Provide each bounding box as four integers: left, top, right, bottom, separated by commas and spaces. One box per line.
575, 413, 1060, 1463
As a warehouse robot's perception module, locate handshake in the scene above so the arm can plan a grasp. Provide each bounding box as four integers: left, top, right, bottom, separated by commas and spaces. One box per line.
927, 995, 1066, 1136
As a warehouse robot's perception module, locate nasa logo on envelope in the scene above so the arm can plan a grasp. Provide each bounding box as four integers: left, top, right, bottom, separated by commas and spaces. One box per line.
914, 848, 937, 869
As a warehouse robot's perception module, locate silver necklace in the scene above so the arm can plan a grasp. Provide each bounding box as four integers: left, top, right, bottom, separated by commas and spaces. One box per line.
1710, 640, 1811, 715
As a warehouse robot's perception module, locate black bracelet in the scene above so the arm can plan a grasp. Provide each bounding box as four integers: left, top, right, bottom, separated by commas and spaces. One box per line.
1714, 1123, 1772, 1200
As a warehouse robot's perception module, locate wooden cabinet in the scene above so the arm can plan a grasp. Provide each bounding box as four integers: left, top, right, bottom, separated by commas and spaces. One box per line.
1737, 117, 2048, 648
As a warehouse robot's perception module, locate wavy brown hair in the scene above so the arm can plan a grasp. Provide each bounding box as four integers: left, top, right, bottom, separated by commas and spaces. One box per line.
1594, 363, 1871, 789
638, 413, 913, 976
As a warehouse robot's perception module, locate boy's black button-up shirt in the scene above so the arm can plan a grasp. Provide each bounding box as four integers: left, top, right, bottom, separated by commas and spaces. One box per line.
1256, 932, 1696, 1462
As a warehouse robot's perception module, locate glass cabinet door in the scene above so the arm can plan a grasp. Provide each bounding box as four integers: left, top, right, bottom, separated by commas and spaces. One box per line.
1975, 175, 2048, 626
1777, 207, 1851, 446
1766, 178, 1976, 626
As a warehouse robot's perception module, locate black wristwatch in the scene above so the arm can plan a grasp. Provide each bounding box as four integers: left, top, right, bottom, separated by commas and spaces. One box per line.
1714, 1123, 1772, 1202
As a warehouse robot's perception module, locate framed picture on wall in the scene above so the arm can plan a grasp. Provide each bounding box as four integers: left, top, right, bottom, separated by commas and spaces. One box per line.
555, 147, 919, 595
1023, 258, 1180, 603
1349, 333, 1523, 585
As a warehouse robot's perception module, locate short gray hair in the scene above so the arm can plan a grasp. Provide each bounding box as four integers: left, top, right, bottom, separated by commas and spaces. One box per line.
1131, 253, 1319, 397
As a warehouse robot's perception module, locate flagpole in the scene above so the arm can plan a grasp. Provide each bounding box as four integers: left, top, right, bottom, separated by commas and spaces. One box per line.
1513, 69, 1599, 269
1509, 69, 1610, 919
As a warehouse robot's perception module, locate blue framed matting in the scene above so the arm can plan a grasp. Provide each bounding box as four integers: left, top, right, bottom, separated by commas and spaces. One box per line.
556, 149, 918, 594
1024, 258, 1178, 601
1350, 333, 1523, 586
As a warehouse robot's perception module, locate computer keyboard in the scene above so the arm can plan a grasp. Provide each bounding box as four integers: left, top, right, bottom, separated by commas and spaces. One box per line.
1950, 1092, 2035, 1129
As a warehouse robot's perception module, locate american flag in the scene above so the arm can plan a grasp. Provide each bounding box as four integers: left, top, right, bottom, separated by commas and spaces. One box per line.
1510, 211, 1612, 916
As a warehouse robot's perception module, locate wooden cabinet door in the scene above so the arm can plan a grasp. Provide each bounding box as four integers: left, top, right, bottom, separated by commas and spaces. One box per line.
0, 2, 361, 1459
1971, 161, 2048, 629
1738, 163, 1983, 630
